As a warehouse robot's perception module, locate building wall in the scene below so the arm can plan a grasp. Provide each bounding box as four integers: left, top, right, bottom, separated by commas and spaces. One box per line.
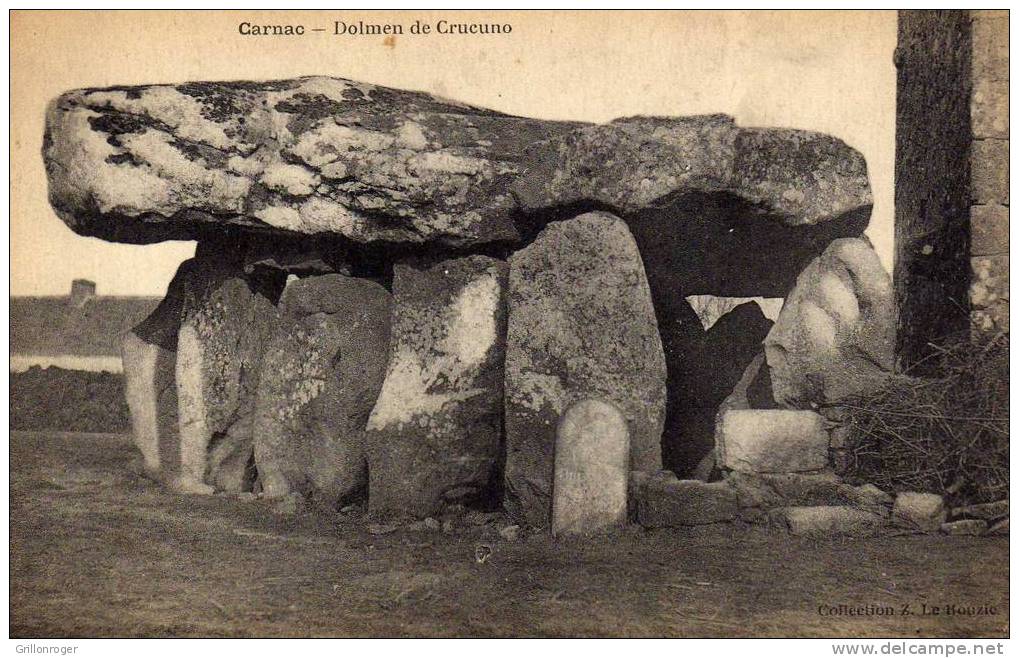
895, 10, 1009, 371
969, 10, 1009, 334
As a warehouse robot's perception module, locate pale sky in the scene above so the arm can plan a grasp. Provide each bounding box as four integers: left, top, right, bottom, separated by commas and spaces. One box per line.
11, 10, 897, 297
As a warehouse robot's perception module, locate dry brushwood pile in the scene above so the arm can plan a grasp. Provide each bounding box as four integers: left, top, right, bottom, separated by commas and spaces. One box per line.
836, 331, 1009, 505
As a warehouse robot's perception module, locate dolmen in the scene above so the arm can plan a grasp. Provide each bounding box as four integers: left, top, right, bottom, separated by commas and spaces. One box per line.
43, 75, 890, 530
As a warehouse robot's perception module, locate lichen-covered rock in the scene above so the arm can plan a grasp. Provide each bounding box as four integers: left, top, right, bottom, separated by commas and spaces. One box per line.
174, 256, 285, 494
764, 238, 895, 408
121, 268, 187, 478
253, 274, 391, 507
504, 212, 667, 527
514, 115, 872, 226
365, 256, 508, 520
43, 76, 577, 247
551, 399, 631, 537
44, 77, 873, 254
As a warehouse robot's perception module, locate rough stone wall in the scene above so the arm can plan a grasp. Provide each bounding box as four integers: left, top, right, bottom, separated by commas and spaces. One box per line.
895, 10, 1008, 370
969, 10, 1009, 334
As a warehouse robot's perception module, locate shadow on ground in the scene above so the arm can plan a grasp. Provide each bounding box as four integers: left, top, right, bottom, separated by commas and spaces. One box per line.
9, 431, 1009, 638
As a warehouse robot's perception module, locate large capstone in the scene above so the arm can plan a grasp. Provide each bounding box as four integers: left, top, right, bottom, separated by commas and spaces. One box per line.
42, 76, 577, 248
504, 211, 667, 528
174, 254, 285, 494
365, 256, 508, 520
44, 78, 872, 262
764, 238, 895, 408
514, 115, 872, 226
253, 274, 391, 507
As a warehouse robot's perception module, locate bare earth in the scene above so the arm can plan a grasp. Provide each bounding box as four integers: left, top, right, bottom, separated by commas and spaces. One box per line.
10, 431, 1009, 638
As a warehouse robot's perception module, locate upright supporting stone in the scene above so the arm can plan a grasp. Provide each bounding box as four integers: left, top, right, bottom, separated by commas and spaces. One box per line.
505, 212, 667, 527
253, 274, 391, 506
121, 261, 189, 479
366, 256, 508, 520
765, 238, 895, 407
175, 255, 284, 494
551, 399, 630, 537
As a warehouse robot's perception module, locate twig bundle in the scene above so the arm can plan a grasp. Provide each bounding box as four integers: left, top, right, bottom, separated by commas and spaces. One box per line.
835, 331, 1009, 504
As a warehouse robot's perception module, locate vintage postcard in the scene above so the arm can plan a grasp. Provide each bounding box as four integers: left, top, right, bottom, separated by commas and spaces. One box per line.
8, 8, 1009, 644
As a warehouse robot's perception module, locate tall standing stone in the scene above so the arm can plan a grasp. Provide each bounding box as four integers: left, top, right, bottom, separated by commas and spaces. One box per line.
121, 263, 189, 479
365, 256, 508, 520
505, 212, 667, 528
253, 274, 391, 506
552, 399, 630, 537
174, 255, 285, 494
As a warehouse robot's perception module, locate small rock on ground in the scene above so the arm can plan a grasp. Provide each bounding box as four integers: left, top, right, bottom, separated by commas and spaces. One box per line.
633, 476, 738, 528
892, 492, 946, 534
772, 506, 887, 537
367, 523, 398, 536
951, 499, 1008, 521
499, 525, 521, 541
988, 518, 1009, 536
271, 493, 304, 516
941, 520, 988, 536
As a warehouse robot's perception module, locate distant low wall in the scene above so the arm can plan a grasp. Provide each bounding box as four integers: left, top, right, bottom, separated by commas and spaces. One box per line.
10, 354, 123, 373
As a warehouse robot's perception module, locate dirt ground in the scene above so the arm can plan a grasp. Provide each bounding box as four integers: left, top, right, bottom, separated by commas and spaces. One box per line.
10, 431, 1009, 638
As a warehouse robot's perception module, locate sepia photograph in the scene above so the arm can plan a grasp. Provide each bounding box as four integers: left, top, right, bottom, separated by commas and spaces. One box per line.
7, 7, 1010, 644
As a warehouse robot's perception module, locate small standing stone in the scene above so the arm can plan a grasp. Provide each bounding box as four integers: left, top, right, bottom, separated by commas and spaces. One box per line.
941, 519, 989, 536
892, 492, 947, 533
552, 400, 631, 537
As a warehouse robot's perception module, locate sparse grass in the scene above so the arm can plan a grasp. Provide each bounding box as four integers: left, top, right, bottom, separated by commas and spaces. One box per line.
9, 431, 1010, 638
835, 331, 1009, 505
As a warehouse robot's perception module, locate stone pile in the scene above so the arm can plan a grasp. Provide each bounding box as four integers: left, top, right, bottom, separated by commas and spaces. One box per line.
45, 75, 933, 534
